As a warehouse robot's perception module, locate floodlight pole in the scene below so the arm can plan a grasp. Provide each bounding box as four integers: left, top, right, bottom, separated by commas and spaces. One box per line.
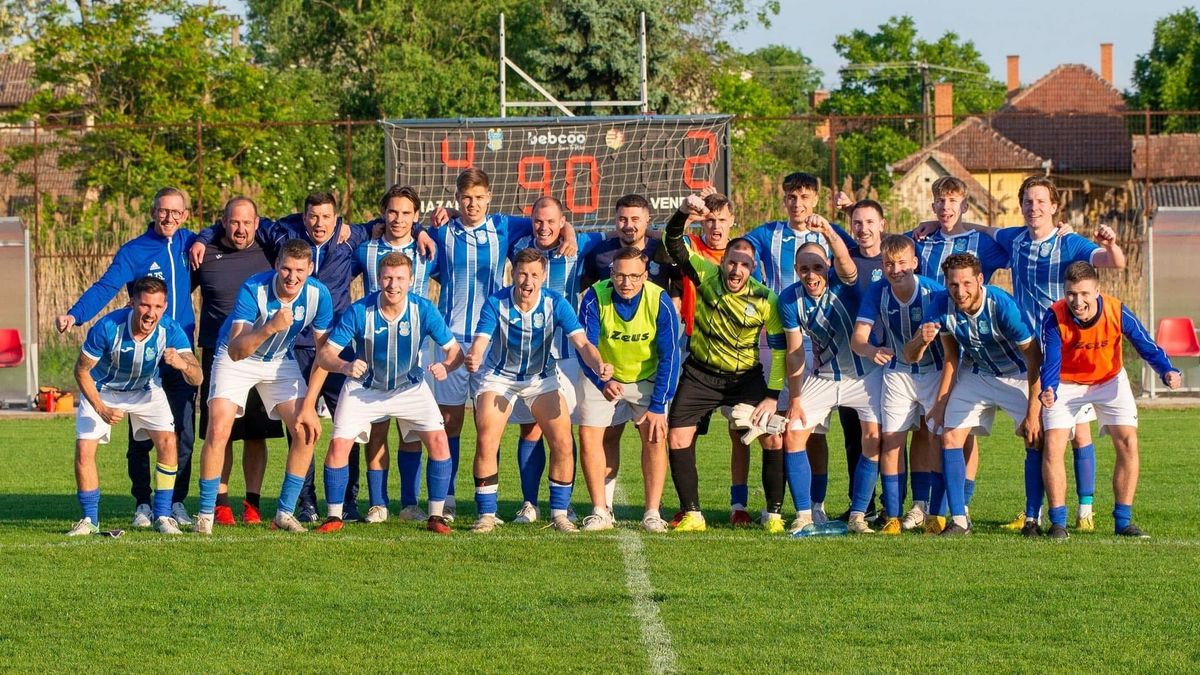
499, 13, 507, 118
639, 12, 649, 114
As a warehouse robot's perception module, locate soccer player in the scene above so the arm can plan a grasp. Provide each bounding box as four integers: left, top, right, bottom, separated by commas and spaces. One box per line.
57, 187, 199, 529
68, 277, 204, 536
464, 248, 612, 534
193, 239, 333, 534
662, 194, 787, 533
314, 252, 463, 535
909, 177, 1009, 285
851, 235, 947, 534
925, 253, 1045, 537
579, 193, 675, 291
1039, 261, 1182, 539
576, 246, 681, 532
193, 196, 282, 525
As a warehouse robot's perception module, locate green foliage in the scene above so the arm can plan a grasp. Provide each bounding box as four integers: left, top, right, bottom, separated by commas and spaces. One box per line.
1132, 7, 1200, 131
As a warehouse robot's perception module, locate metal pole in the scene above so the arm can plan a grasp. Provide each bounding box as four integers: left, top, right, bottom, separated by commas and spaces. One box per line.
23, 220, 36, 406
344, 117, 353, 218
1145, 211, 1155, 397
639, 12, 649, 114
828, 116, 838, 220
31, 122, 40, 239
499, 13, 507, 118
195, 120, 204, 223
987, 111, 994, 226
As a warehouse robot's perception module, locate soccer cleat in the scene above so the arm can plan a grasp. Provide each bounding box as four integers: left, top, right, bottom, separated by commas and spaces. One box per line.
195, 514, 214, 535
730, 509, 753, 526
550, 514, 579, 533
315, 516, 344, 534
879, 517, 902, 535
763, 515, 786, 535
923, 516, 946, 535
471, 514, 502, 534
343, 505, 363, 523
214, 504, 236, 526
811, 506, 829, 525
670, 510, 685, 527
170, 502, 194, 527
901, 504, 927, 531
132, 504, 153, 528
241, 501, 262, 524
674, 512, 707, 532
365, 505, 390, 523
1048, 524, 1069, 541
581, 512, 615, 532
567, 507, 579, 524
297, 503, 320, 524
154, 516, 183, 535
1076, 514, 1095, 532
443, 495, 457, 523
272, 511, 307, 533
426, 515, 451, 535
67, 518, 99, 537
788, 512, 814, 535
1115, 524, 1150, 539
1001, 511, 1027, 531
940, 521, 971, 537
396, 505, 426, 522
512, 501, 540, 524
847, 513, 874, 534
1021, 519, 1043, 538
641, 514, 669, 533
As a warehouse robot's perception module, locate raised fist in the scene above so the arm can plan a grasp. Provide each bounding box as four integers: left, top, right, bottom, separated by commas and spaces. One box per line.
267, 306, 293, 334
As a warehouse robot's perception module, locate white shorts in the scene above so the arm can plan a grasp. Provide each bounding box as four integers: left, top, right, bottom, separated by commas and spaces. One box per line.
1043, 370, 1138, 432
77, 386, 175, 444
791, 370, 882, 432
577, 377, 659, 427
760, 337, 807, 411
476, 371, 561, 410
331, 379, 445, 444
510, 358, 579, 425
208, 351, 307, 420
943, 371, 1030, 437
880, 369, 942, 433
430, 340, 484, 406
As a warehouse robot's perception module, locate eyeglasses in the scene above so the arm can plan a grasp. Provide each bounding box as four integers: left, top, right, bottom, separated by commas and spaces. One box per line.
612, 273, 646, 283
156, 208, 186, 220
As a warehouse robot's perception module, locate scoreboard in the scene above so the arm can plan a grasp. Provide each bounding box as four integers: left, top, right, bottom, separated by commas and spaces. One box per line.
381, 115, 732, 226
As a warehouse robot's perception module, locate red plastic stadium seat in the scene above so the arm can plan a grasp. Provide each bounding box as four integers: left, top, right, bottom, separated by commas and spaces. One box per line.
1155, 317, 1200, 358
0, 328, 22, 367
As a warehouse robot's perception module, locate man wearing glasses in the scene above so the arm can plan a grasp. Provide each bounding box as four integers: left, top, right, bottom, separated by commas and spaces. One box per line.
56, 187, 201, 529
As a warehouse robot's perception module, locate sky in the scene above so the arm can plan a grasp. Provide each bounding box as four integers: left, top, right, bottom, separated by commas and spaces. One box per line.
728, 0, 1189, 92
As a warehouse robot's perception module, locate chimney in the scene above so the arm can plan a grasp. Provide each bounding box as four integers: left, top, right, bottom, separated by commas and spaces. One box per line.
1007, 55, 1020, 93
811, 89, 830, 141
1100, 43, 1113, 84
933, 83, 953, 137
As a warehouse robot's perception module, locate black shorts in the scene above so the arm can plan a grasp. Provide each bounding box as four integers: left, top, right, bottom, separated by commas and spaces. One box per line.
198, 347, 285, 441
668, 358, 769, 429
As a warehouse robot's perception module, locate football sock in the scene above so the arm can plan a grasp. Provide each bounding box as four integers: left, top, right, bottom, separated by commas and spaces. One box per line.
912, 470, 932, 506
216, 493, 231, 508
730, 483, 749, 511
277, 472, 305, 516
942, 448, 967, 518
548, 479, 572, 519
1073, 443, 1096, 514
447, 436, 460, 497
928, 472, 946, 517
810, 473, 828, 504
1049, 505, 1068, 528
324, 464, 349, 519
367, 468, 387, 508
474, 474, 499, 517
77, 488, 99, 525
882, 473, 901, 518
398, 450, 421, 507
784, 450, 812, 511
1024, 448, 1044, 520
381, 467, 390, 505
152, 462, 177, 520
761, 449, 784, 514
517, 438, 546, 506
427, 457, 452, 518
898, 470, 908, 507
604, 476, 617, 511
245, 492, 261, 509
964, 478, 977, 507
1113, 503, 1133, 531
668, 446, 700, 513
850, 457, 878, 513
198, 476, 220, 516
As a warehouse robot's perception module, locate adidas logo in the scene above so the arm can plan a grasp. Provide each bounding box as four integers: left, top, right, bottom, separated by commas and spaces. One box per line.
149, 262, 162, 271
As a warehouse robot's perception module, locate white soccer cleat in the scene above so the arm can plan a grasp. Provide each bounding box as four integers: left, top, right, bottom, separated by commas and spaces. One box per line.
581, 511, 615, 532
641, 514, 668, 533
512, 501, 540, 524
901, 503, 927, 531
471, 514, 503, 533
154, 516, 183, 535
443, 495, 457, 523
811, 506, 829, 525
131, 504, 153, 528
195, 514, 214, 535
170, 502, 194, 528
67, 518, 99, 537
272, 511, 307, 533
550, 514, 579, 533
396, 505, 426, 522
365, 505, 391, 523
847, 512, 875, 534
788, 512, 814, 535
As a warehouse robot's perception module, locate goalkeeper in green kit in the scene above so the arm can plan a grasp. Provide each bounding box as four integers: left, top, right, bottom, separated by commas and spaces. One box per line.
662, 193, 789, 533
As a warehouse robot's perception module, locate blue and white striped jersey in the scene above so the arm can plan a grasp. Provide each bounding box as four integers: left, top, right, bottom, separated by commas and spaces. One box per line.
354, 236, 435, 298
778, 279, 873, 380
216, 271, 334, 362
507, 231, 606, 359
994, 227, 1099, 332
431, 214, 533, 343
326, 292, 454, 391
743, 221, 855, 294
474, 287, 584, 380
81, 308, 192, 392
939, 286, 1034, 378
907, 229, 1009, 284
857, 276, 946, 374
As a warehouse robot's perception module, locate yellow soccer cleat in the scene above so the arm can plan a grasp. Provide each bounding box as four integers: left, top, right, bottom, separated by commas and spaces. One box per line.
1076, 514, 1095, 532
763, 515, 786, 535
879, 517, 902, 535
673, 512, 707, 532
1000, 511, 1027, 531
924, 515, 946, 535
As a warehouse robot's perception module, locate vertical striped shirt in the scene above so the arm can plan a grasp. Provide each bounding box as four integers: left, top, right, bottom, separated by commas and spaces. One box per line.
216, 271, 334, 362
994, 227, 1100, 332
431, 214, 533, 342
507, 231, 606, 359
354, 236, 435, 298
939, 286, 1033, 377
908, 229, 1010, 284
778, 279, 873, 380
474, 287, 584, 380
856, 276, 947, 374
82, 308, 192, 392
744, 221, 856, 294
326, 292, 454, 391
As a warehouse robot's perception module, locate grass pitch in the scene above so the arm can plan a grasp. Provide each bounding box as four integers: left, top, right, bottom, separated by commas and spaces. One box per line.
1, 409, 1198, 672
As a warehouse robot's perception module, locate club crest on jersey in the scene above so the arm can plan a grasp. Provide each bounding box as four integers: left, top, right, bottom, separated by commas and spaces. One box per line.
1039, 242, 1053, 258
977, 318, 991, 335
144, 346, 157, 361
294, 305, 306, 322
648, 261, 660, 276
533, 312, 545, 329
953, 238, 968, 252
486, 128, 504, 152
398, 320, 411, 336
871, 269, 883, 282
909, 306, 923, 322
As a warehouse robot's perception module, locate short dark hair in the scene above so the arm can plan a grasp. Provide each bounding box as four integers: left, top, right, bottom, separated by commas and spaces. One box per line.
222, 196, 258, 221
456, 168, 490, 192
379, 184, 421, 215
704, 192, 733, 214
304, 191, 338, 212
610, 246, 648, 266
1064, 261, 1100, 284
797, 241, 829, 261
725, 237, 756, 258
615, 194, 650, 213
782, 172, 820, 193
880, 234, 916, 258
378, 251, 413, 273
851, 199, 885, 220
513, 247, 547, 269
941, 253, 982, 277
1018, 176, 1060, 208
131, 276, 167, 299
278, 239, 313, 263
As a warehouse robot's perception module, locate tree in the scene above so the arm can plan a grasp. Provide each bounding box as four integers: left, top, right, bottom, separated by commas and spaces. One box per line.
1131, 8, 1200, 130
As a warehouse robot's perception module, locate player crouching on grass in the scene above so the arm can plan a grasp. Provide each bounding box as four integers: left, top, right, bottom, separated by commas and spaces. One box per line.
69, 277, 204, 536
576, 246, 681, 533
314, 252, 463, 535
465, 248, 613, 534
1039, 261, 1182, 540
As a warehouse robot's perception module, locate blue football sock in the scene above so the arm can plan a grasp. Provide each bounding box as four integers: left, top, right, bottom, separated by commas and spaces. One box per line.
323, 464, 349, 511
1113, 503, 1133, 531
367, 468, 387, 508
882, 473, 901, 518
912, 471, 932, 504
427, 458, 452, 503
942, 448, 967, 518
381, 467, 390, 505
152, 463, 177, 520
929, 472, 946, 516
447, 436, 460, 497
898, 471, 908, 507
77, 488, 99, 524
198, 476, 220, 516
517, 438, 546, 505
809, 474, 828, 504
730, 483, 749, 509
549, 479, 573, 515
398, 451, 421, 507
1049, 505, 1068, 528
784, 451, 812, 511
964, 478, 977, 507
1073, 443, 1096, 505
277, 472, 305, 516
850, 457, 879, 513
475, 484, 499, 516
1024, 448, 1044, 519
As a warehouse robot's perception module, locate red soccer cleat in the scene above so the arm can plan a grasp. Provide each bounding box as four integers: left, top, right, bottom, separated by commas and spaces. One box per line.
426, 515, 452, 535
730, 509, 753, 526
670, 510, 686, 528
214, 504, 236, 526
242, 500, 262, 524
315, 516, 344, 534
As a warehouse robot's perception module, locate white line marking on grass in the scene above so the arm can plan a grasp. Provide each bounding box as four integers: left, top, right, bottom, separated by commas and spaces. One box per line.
613, 486, 678, 675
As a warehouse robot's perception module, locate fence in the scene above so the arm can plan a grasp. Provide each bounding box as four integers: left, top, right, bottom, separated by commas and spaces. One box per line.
6, 110, 1196, 387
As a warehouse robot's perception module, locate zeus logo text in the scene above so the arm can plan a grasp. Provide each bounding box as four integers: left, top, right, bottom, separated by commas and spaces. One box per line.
608, 330, 650, 342
526, 131, 586, 148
